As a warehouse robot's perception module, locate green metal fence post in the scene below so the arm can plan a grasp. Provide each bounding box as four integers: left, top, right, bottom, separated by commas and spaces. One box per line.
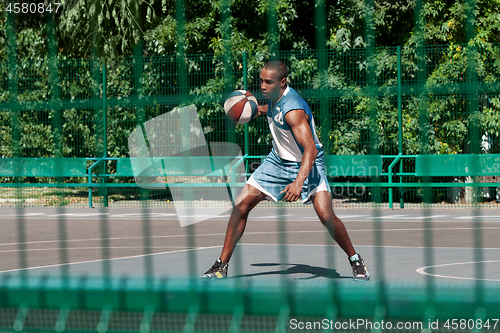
243, 52, 249, 158
389, 153, 402, 209
267, 0, 279, 55
102, 63, 108, 207
398, 46, 404, 208
243, 52, 250, 173
315, 0, 330, 154
46, 10, 70, 283
13, 305, 28, 332
6, 7, 28, 284
176, 0, 197, 286
54, 304, 70, 332
465, 0, 485, 308
414, 0, 435, 312
139, 305, 155, 333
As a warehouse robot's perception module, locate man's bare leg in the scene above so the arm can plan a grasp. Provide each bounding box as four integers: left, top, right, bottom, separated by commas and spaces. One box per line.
311, 190, 370, 281
201, 185, 265, 279
220, 184, 266, 262
310, 191, 356, 257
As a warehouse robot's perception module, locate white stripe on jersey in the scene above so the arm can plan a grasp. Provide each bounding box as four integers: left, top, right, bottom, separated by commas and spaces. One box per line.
268, 117, 304, 162
310, 117, 322, 148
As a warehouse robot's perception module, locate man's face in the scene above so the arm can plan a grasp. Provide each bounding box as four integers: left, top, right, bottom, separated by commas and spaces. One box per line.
260, 68, 284, 102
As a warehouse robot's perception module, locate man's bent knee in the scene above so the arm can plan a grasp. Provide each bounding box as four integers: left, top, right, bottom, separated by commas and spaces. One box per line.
235, 185, 264, 203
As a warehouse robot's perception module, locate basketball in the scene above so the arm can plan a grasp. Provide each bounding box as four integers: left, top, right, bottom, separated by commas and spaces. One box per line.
224, 90, 258, 124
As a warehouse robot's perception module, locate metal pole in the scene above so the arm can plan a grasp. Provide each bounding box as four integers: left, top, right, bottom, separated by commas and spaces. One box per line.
243, 52, 249, 156
103, 63, 108, 207
103, 64, 107, 158
398, 46, 404, 208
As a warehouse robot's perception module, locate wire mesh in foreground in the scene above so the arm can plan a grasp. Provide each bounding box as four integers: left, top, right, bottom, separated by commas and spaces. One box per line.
0, 272, 498, 332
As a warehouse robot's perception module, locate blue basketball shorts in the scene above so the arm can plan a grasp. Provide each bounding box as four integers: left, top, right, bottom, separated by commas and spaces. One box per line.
247, 149, 331, 204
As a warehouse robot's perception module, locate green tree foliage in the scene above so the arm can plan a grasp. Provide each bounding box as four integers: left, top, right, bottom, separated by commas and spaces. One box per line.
0, 2, 6, 61
1, 0, 500, 162
57, 0, 168, 58
421, 0, 500, 45
2, 0, 499, 57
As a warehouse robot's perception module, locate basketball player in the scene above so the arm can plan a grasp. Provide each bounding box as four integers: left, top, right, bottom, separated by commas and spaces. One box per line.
201, 60, 369, 281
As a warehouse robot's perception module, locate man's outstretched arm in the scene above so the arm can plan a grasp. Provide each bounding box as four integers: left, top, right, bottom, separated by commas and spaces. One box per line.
281, 109, 318, 202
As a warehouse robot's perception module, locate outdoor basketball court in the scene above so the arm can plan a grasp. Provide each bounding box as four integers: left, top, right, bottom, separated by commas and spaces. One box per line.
1, 207, 499, 287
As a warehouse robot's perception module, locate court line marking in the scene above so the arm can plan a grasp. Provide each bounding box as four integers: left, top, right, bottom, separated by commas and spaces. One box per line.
0, 245, 222, 274
346, 226, 500, 231
372, 215, 449, 220
0, 246, 191, 253
239, 243, 500, 250
0, 235, 194, 247
397, 215, 450, 220
1, 227, 500, 248
251, 215, 293, 219
372, 215, 406, 219
55, 213, 111, 217
336, 215, 367, 218
416, 260, 500, 282
455, 216, 500, 219
3, 244, 500, 275
3, 214, 500, 223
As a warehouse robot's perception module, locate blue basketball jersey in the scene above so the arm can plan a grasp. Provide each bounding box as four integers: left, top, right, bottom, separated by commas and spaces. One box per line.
266, 86, 322, 162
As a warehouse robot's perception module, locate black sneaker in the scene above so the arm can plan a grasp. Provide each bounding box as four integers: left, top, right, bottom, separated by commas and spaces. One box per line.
200, 258, 228, 280
349, 253, 370, 281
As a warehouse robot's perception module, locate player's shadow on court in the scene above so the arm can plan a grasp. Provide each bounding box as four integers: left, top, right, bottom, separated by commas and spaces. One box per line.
230, 263, 350, 280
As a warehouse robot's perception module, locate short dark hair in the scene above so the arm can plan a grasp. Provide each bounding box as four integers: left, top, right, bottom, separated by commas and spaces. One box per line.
263, 60, 289, 81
